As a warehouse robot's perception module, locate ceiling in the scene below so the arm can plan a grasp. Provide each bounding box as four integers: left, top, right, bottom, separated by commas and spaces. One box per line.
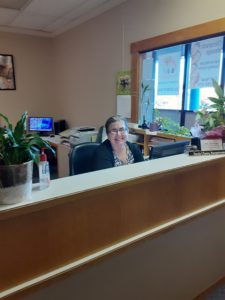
0, 0, 127, 37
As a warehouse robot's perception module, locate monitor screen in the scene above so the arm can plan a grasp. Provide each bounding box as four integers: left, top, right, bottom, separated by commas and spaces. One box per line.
149, 140, 190, 159
28, 117, 53, 135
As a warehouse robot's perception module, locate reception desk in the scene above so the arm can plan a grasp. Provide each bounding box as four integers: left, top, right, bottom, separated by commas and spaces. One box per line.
1, 154, 225, 299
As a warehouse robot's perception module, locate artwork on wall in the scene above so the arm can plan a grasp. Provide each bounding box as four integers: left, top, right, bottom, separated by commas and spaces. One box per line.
0, 54, 16, 90
116, 71, 131, 95
116, 71, 131, 118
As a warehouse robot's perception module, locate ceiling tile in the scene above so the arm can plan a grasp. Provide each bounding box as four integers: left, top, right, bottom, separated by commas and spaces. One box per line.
11, 11, 56, 30
0, 0, 127, 36
0, 8, 19, 25
44, 17, 72, 32
0, 0, 30, 10
63, 0, 108, 21
24, 0, 88, 17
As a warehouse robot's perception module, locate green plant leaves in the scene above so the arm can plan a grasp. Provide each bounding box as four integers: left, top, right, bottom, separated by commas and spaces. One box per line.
195, 79, 225, 131
0, 112, 55, 165
153, 110, 190, 136
0, 113, 13, 131
212, 79, 224, 99
14, 111, 27, 143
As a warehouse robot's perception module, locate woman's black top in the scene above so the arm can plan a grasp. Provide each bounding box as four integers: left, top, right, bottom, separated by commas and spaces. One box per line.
93, 139, 144, 171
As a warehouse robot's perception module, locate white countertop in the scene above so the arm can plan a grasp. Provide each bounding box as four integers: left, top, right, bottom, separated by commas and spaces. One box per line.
0, 154, 224, 213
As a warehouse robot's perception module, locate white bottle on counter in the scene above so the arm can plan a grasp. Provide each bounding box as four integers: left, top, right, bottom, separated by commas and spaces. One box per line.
39, 148, 50, 190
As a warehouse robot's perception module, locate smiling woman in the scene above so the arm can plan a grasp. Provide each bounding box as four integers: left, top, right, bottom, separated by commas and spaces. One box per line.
93, 116, 144, 171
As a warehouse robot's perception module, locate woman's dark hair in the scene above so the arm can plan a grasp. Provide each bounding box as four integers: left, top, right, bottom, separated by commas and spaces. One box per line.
105, 116, 128, 134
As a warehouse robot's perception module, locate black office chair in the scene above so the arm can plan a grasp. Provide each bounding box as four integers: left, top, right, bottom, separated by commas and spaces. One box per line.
69, 142, 100, 175
96, 125, 107, 143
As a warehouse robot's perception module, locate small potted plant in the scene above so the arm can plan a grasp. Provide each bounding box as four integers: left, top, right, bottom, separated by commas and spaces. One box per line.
195, 79, 225, 139
149, 109, 161, 131
0, 111, 54, 205
151, 109, 191, 136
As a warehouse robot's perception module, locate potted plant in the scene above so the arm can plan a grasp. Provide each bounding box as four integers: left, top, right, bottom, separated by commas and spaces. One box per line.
0, 111, 54, 205
195, 79, 225, 139
151, 109, 191, 137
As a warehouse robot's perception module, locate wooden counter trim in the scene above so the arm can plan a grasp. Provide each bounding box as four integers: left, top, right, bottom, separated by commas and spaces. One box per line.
1, 156, 225, 293
2, 197, 225, 300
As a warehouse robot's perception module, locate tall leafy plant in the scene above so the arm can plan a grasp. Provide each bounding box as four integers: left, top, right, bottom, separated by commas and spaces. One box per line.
196, 79, 225, 131
0, 112, 54, 165
141, 83, 150, 119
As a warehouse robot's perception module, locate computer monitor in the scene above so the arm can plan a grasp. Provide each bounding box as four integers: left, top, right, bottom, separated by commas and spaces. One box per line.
149, 140, 190, 159
28, 116, 54, 136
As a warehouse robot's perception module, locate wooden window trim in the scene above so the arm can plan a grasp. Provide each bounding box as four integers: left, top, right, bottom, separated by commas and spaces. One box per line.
130, 17, 225, 123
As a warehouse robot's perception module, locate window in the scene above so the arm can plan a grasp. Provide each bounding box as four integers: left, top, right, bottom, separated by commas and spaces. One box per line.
130, 18, 225, 127
153, 45, 184, 110
186, 36, 223, 111
139, 36, 224, 125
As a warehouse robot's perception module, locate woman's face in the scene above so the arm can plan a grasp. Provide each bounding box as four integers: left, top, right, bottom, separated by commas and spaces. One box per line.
107, 120, 128, 147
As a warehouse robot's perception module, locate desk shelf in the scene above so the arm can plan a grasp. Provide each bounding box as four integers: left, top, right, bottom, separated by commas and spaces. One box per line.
128, 123, 191, 156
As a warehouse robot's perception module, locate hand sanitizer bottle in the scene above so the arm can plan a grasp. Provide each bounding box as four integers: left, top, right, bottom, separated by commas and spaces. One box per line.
39, 148, 50, 190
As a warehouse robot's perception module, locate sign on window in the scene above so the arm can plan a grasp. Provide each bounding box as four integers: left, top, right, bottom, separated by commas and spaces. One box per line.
190, 36, 223, 89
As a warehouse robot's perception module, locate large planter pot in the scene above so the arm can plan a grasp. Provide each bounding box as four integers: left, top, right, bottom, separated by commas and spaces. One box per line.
0, 160, 33, 205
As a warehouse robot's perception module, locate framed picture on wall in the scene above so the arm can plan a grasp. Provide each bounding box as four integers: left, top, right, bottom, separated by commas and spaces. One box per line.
0, 54, 16, 90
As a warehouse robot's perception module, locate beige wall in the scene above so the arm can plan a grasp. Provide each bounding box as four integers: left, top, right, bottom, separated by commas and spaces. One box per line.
52, 9, 123, 128
0, 32, 55, 125
0, 0, 225, 126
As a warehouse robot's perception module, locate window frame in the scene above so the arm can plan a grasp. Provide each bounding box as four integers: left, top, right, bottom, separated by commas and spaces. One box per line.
130, 17, 225, 124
